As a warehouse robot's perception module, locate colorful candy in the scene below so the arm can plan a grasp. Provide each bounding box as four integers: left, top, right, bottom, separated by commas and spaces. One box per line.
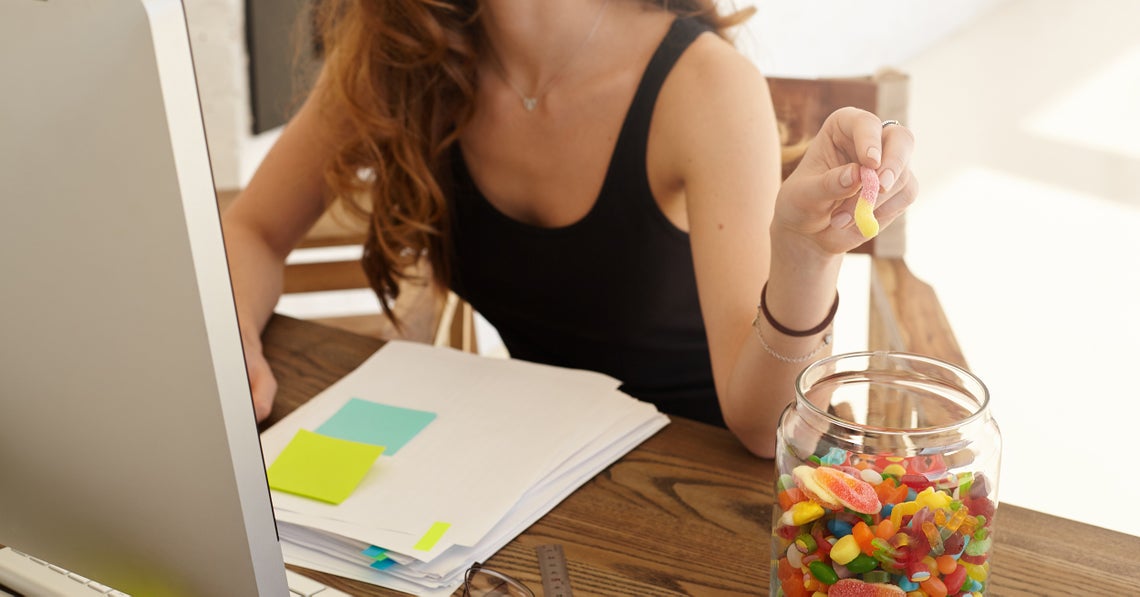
854, 166, 880, 238
828, 578, 906, 596
772, 452, 997, 596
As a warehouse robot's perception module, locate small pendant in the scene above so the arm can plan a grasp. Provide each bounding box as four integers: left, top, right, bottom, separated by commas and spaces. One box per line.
522, 97, 538, 112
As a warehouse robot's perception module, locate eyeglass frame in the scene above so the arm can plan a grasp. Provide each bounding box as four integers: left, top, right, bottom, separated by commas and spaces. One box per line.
462, 561, 535, 597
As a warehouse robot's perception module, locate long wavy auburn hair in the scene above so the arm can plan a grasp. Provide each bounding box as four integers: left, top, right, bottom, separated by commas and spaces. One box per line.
312, 0, 754, 326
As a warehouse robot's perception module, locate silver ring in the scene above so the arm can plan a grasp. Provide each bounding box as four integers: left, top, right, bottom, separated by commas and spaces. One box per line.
881, 119, 901, 129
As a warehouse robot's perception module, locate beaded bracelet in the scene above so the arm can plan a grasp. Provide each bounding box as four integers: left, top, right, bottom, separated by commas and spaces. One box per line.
752, 323, 833, 364
758, 282, 839, 337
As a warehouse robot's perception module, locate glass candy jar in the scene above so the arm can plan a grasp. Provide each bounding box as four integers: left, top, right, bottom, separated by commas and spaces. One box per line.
770, 352, 1001, 597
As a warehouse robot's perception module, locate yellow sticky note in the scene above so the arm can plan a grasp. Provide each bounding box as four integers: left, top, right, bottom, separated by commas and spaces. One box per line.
267, 429, 385, 504
413, 521, 451, 551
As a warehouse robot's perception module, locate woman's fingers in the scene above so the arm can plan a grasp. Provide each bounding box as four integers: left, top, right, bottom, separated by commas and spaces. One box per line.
878, 122, 915, 192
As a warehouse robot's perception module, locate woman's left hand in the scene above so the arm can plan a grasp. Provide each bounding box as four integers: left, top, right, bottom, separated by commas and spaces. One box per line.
773, 107, 918, 256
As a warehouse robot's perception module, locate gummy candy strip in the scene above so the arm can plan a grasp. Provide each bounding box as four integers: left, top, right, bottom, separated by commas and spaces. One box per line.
855, 166, 880, 238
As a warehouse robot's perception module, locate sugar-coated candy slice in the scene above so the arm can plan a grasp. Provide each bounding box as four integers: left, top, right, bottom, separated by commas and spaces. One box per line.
855, 166, 880, 238
812, 466, 882, 514
792, 465, 843, 509
827, 578, 907, 597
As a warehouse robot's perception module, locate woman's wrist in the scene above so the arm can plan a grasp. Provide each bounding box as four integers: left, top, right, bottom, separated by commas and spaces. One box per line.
764, 226, 844, 334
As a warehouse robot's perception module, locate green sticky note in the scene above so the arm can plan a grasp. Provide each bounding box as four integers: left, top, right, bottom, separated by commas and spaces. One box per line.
316, 398, 436, 455
267, 429, 385, 504
413, 521, 451, 551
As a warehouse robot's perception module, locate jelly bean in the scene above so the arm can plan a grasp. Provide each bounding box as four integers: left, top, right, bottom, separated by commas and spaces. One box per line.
830, 535, 861, 566
852, 521, 877, 555
919, 576, 947, 597
897, 576, 919, 592
962, 561, 988, 582
787, 543, 805, 569
781, 501, 826, 526
845, 554, 879, 574
808, 454, 822, 465
808, 560, 840, 585
828, 519, 854, 538
934, 554, 957, 575
943, 564, 968, 594
861, 468, 885, 485
881, 503, 894, 518
876, 518, 898, 540
883, 464, 907, 477
906, 561, 932, 583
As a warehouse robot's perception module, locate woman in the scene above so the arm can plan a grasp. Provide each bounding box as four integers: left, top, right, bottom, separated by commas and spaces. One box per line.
222, 0, 917, 458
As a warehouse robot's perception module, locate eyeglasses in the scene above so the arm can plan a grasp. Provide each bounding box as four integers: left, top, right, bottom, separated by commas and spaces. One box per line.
462, 562, 535, 597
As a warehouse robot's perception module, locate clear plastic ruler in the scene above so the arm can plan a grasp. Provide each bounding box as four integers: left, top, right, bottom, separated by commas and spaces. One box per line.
535, 544, 573, 597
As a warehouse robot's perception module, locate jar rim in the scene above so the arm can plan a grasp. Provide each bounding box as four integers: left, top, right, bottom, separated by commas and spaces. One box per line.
794, 351, 991, 436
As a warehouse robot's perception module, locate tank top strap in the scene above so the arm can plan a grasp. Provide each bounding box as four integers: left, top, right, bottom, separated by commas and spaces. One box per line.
606, 17, 711, 202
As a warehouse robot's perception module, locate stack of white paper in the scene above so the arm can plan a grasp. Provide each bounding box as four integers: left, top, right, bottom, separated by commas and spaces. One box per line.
260, 340, 669, 596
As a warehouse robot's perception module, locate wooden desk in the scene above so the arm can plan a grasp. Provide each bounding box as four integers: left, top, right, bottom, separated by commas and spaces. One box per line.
262, 260, 1140, 596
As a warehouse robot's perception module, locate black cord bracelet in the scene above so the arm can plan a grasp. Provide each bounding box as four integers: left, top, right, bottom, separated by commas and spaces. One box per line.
758, 282, 839, 337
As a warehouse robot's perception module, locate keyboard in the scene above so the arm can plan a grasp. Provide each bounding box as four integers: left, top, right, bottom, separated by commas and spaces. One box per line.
0, 547, 348, 597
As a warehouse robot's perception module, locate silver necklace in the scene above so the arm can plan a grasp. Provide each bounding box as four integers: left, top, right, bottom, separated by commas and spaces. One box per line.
488, 0, 610, 112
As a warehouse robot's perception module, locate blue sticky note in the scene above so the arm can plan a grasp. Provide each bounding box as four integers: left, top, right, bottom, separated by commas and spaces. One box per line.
362, 545, 386, 559
317, 398, 436, 456
370, 558, 397, 570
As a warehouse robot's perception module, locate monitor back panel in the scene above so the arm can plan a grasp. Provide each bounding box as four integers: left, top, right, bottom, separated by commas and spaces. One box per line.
0, 1, 286, 594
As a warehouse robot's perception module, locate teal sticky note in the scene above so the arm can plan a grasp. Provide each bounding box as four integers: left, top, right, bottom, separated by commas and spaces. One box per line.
266, 429, 385, 504
362, 545, 386, 559
370, 558, 397, 570
316, 398, 436, 455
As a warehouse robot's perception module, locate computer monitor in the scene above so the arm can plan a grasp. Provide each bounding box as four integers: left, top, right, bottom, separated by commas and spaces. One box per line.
0, 1, 288, 594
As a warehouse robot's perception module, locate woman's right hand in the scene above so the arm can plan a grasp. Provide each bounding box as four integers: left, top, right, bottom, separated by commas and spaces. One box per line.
241, 331, 278, 422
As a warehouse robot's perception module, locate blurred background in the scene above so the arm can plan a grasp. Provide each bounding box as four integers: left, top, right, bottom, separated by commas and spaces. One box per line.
185, 0, 1140, 536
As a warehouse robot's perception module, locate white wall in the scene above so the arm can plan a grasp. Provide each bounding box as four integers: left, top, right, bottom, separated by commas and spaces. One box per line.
730, 0, 1008, 77
183, 0, 249, 191
186, 0, 1010, 190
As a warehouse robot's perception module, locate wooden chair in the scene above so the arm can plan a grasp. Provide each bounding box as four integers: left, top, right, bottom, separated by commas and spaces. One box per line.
766, 69, 963, 365
215, 191, 478, 351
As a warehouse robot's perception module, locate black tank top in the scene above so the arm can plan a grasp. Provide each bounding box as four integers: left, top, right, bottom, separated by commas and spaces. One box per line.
448, 17, 723, 427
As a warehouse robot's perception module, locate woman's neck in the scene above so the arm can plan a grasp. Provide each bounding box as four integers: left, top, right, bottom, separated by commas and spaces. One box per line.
479, 0, 612, 93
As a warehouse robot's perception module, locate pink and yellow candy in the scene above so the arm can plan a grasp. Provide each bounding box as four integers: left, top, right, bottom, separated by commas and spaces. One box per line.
855, 166, 880, 238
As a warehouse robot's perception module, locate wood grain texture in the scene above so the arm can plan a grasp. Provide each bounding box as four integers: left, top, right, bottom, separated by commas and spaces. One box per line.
261, 257, 1140, 596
